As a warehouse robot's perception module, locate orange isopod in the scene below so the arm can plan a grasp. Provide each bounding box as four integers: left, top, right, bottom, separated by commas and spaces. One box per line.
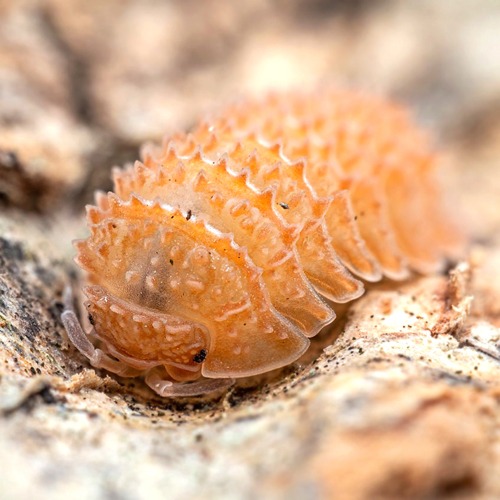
62, 89, 463, 397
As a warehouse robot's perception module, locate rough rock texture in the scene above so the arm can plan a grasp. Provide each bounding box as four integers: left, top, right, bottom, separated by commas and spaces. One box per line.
1, 1, 499, 499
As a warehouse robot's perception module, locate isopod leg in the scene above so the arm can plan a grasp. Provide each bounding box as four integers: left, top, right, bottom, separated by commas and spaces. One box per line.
145, 367, 234, 397
61, 286, 140, 377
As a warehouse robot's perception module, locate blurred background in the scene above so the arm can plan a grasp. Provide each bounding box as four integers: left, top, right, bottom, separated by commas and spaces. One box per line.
1, 0, 499, 236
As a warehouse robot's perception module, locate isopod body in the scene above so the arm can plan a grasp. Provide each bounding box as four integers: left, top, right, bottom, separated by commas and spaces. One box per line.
62, 89, 463, 397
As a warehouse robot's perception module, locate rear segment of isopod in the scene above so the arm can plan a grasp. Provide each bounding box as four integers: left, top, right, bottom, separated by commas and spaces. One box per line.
191, 89, 464, 280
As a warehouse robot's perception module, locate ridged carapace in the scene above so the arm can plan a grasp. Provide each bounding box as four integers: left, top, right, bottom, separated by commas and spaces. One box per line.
62, 89, 463, 397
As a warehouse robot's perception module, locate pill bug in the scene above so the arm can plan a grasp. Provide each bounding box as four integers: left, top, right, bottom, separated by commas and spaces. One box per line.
62, 89, 463, 397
